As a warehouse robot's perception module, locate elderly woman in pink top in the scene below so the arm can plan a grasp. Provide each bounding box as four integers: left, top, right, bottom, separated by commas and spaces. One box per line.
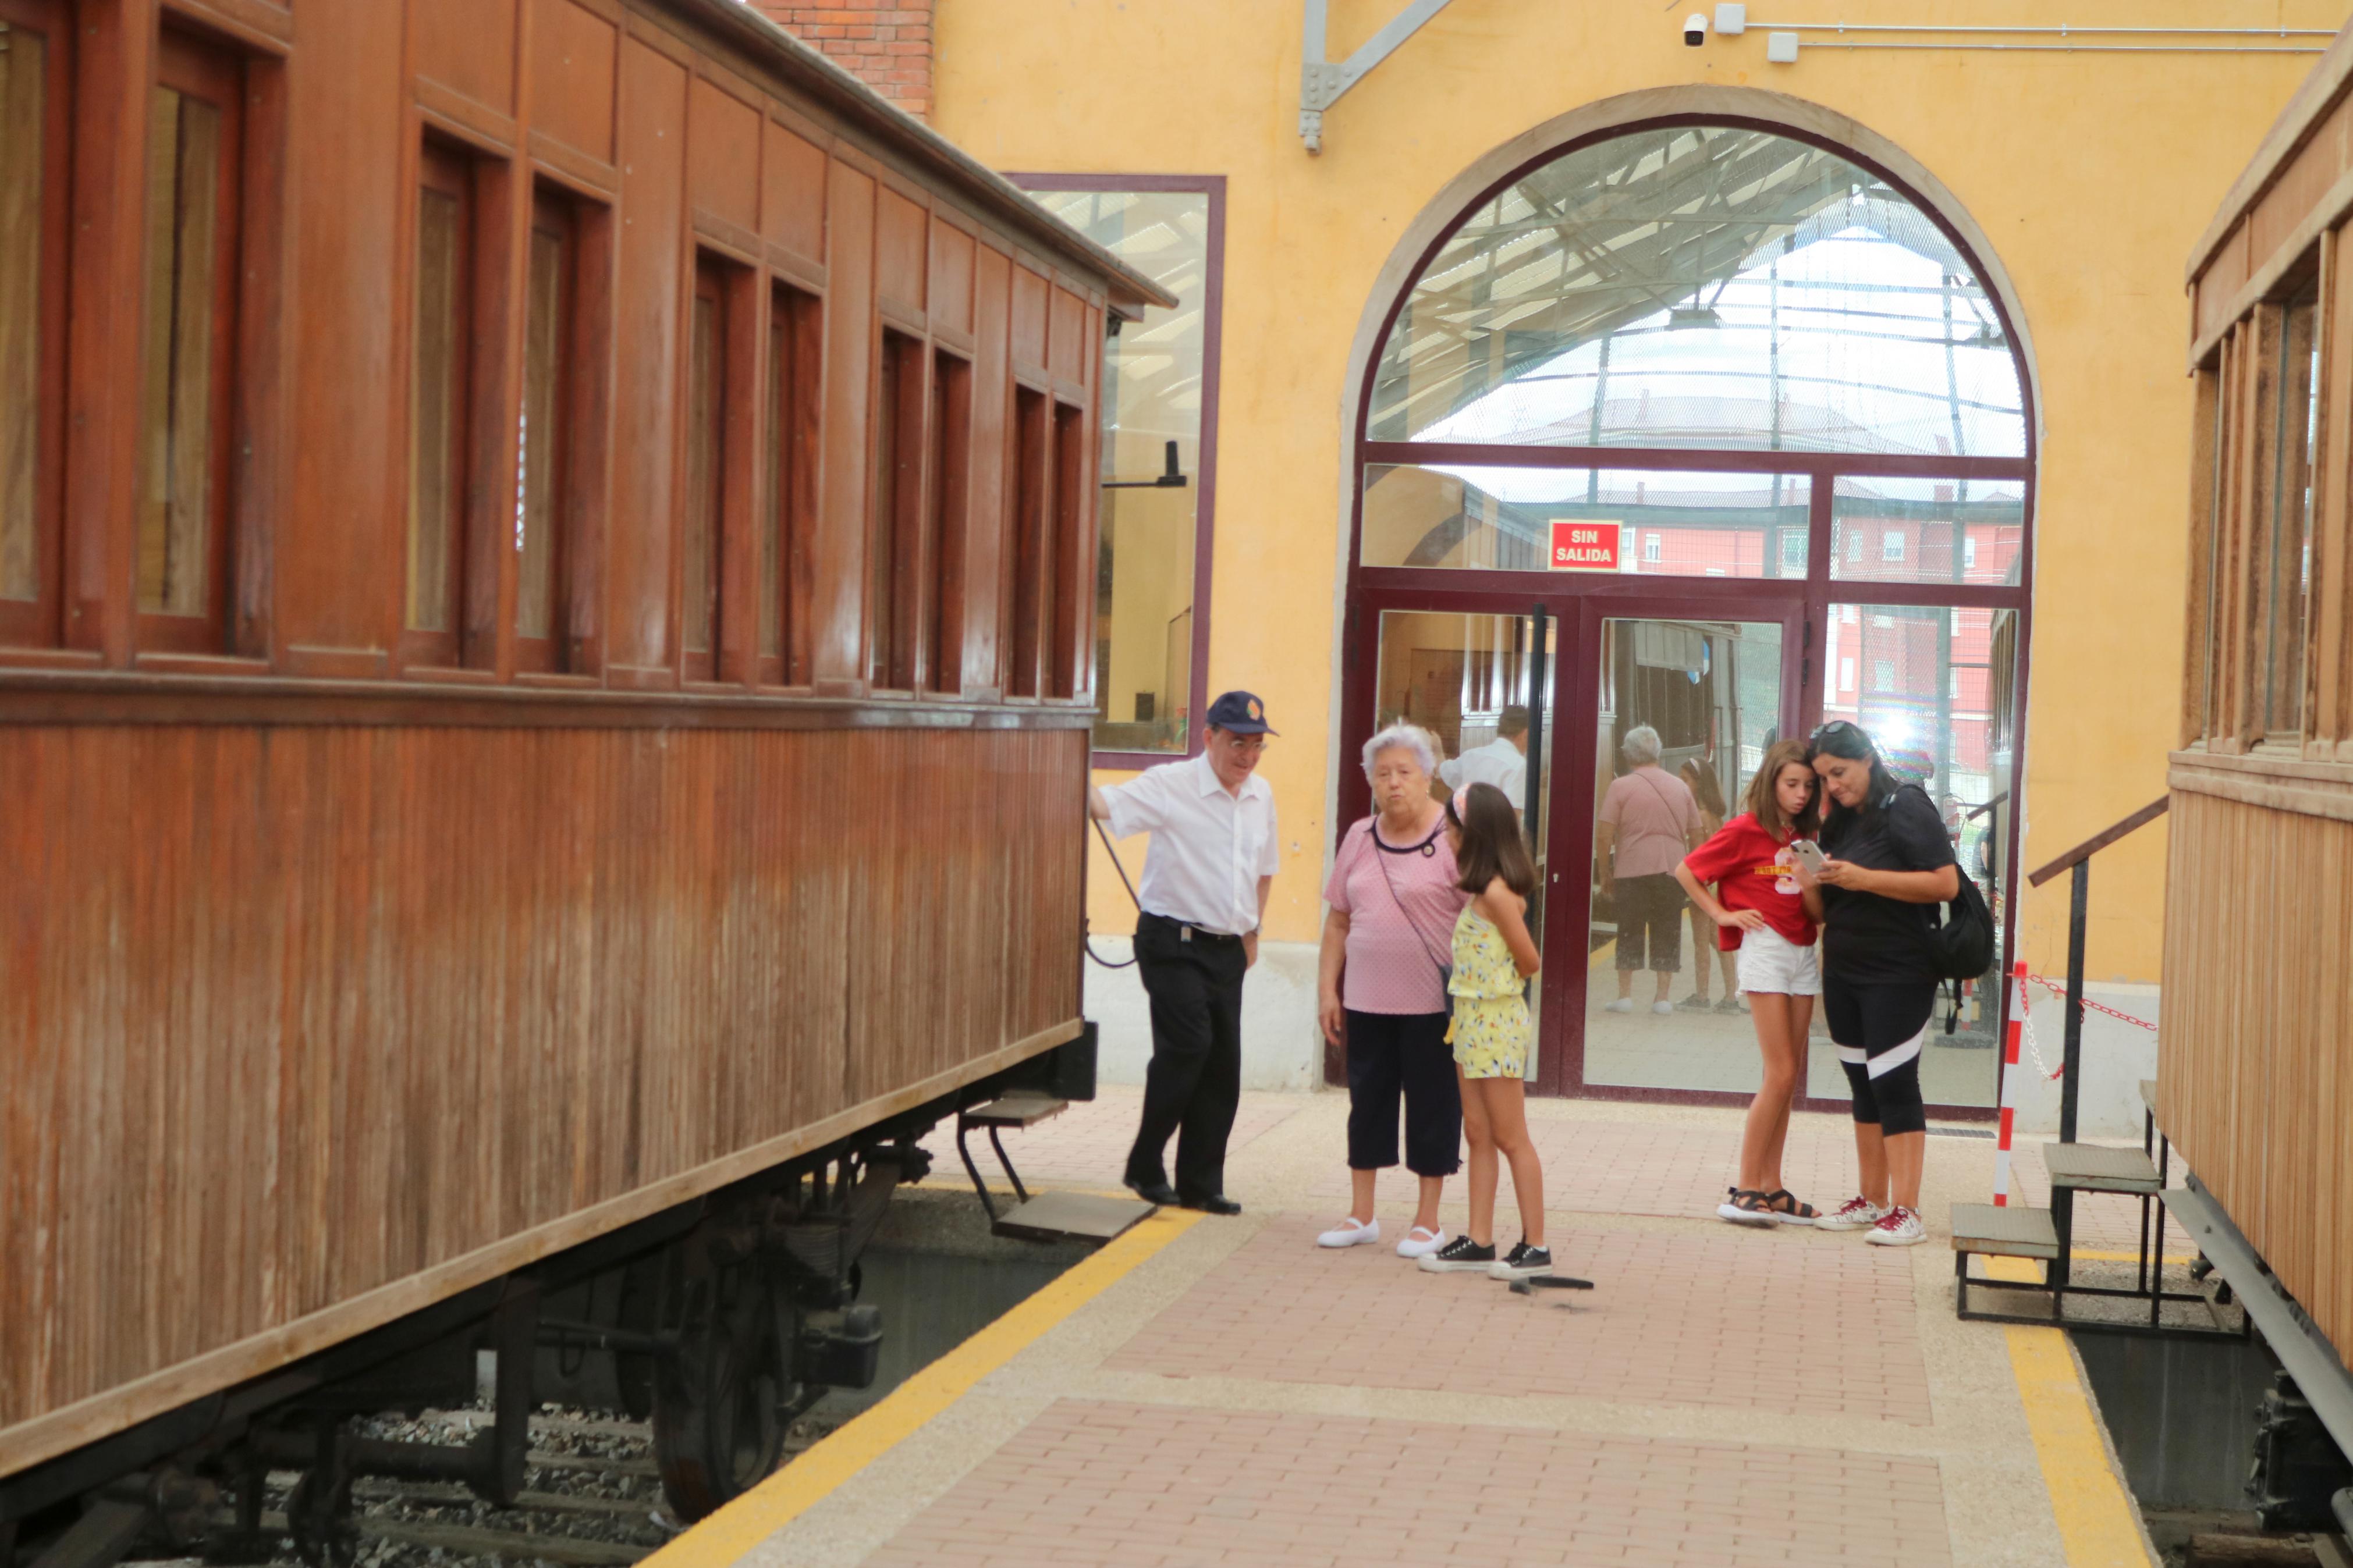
1314, 722, 1471, 1257
1596, 724, 1706, 1015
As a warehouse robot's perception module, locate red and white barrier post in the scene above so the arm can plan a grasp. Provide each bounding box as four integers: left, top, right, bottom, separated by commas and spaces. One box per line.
1993, 959, 2028, 1206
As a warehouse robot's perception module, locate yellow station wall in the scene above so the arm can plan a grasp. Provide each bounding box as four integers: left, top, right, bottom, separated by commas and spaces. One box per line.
935, 0, 2335, 982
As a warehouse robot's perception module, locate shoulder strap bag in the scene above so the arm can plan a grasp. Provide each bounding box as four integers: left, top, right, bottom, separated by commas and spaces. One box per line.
1370, 822, 1455, 1016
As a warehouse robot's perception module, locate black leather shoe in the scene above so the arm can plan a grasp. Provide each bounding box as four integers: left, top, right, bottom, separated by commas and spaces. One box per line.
1126, 1178, 1181, 1207
1180, 1193, 1243, 1215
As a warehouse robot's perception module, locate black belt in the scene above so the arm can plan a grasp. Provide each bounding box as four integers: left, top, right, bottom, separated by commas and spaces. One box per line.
1140, 911, 1245, 945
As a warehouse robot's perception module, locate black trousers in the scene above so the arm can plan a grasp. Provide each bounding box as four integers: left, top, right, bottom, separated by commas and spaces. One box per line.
1824, 977, 1934, 1137
1126, 913, 1245, 1200
1344, 1009, 1462, 1177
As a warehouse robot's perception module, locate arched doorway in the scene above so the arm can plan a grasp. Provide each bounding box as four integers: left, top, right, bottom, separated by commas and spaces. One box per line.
1337, 116, 2033, 1117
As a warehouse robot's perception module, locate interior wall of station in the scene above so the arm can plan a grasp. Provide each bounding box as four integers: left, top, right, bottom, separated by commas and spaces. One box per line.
934, 0, 2337, 982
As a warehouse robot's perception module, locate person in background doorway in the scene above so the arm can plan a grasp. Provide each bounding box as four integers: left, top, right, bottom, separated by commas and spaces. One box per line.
1088, 691, 1282, 1216
1438, 703, 1530, 811
1417, 783, 1551, 1279
1315, 723, 1469, 1258
1677, 757, 1742, 1015
1800, 720, 1960, 1247
1676, 741, 1825, 1226
1595, 726, 1704, 1015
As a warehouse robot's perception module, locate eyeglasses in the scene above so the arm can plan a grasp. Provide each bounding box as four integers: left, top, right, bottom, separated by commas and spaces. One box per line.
1809, 720, 1865, 746
1218, 736, 1269, 756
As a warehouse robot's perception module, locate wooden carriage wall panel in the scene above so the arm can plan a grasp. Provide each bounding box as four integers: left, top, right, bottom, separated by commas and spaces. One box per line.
687, 76, 760, 236
1049, 285, 1088, 384
1010, 264, 1048, 372
875, 186, 926, 314
268, 3, 410, 662
606, 37, 688, 677
2159, 784, 2353, 1374
415, 0, 519, 116
529, 0, 619, 165
2250, 92, 2353, 273
811, 162, 875, 686
0, 722, 1083, 1453
930, 221, 974, 337
961, 243, 1012, 694
762, 120, 826, 263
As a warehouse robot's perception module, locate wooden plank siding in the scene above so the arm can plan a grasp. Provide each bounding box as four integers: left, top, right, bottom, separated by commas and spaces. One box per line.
2158, 777, 2353, 1370
0, 0, 1166, 1484
2175, 20, 2353, 1388
0, 722, 1083, 1467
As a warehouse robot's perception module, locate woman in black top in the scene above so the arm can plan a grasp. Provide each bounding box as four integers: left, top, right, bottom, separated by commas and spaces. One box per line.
1798, 721, 1958, 1247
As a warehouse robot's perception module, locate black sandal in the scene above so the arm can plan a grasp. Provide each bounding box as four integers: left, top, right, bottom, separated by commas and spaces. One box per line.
1716, 1186, 1777, 1226
1763, 1189, 1819, 1225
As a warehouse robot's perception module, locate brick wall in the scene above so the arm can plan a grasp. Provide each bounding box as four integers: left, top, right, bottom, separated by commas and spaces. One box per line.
757, 2, 935, 120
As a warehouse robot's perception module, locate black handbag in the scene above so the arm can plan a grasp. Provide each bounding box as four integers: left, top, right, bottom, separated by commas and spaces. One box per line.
1926, 852, 1996, 1034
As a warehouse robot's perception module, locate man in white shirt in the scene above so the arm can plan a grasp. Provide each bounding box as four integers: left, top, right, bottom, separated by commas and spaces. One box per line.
1087, 691, 1280, 1214
1437, 704, 1529, 809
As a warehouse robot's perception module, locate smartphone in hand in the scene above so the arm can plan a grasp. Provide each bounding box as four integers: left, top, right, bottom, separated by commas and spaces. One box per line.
1785, 838, 1829, 877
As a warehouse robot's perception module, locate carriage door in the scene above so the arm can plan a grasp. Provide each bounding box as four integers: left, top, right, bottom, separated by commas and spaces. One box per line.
1561, 599, 1807, 1100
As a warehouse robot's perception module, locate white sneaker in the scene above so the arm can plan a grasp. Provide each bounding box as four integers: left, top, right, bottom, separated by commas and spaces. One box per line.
1394, 1224, 1447, 1259
1317, 1216, 1380, 1249
1650, 1000, 1675, 1015
1604, 997, 1635, 1014
1815, 1195, 1887, 1232
1865, 1206, 1928, 1246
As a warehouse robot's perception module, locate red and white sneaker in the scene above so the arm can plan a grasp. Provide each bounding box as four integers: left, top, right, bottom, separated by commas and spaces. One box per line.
1815, 1195, 1887, 1232
1865, 1206, 1927, 1246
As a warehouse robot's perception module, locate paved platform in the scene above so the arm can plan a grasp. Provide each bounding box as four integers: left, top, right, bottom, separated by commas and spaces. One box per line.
648, 1088, 2158, 1567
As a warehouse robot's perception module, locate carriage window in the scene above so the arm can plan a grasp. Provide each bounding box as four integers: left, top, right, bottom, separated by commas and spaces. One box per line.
683, 255, 732, 681
926, 350, 971, 694
406, 141, 478, 664
1005, 386, 1048, 697
514, 186, 578, 669
137, 36, 244, 651
2262, 283, 2320, 738
870, 329, 924, 691
1050, 401, 1085, 698
0, 2, 68, 647
761, 283, 819, 684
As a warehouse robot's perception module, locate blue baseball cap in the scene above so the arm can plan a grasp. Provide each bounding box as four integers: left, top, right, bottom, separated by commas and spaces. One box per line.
1205, 691, 1277, 735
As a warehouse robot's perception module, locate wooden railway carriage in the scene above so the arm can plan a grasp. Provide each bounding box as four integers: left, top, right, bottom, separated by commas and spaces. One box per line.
0, 0, 1169, 1551
2171, 17, 2353, 1524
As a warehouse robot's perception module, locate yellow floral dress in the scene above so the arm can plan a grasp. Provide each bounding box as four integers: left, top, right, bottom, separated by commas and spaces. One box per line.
1446, 904, 1530, 1079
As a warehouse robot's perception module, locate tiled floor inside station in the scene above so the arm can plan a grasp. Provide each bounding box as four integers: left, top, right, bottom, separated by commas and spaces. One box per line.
712, 1087, 2160, 1567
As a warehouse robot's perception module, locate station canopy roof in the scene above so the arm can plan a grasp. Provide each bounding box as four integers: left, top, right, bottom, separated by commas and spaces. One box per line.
1367, 124, 2028, 461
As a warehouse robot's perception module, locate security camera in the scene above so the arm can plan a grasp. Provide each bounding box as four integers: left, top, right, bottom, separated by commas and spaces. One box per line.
1683, 12, 1708, 45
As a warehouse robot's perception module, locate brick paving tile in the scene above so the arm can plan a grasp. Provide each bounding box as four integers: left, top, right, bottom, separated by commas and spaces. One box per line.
1106, 1215, 1934, 1425
863, 1400, 1951, 1568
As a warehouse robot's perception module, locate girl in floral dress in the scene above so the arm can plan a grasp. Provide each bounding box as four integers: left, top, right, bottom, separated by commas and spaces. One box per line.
1417, 783, 1551, 1281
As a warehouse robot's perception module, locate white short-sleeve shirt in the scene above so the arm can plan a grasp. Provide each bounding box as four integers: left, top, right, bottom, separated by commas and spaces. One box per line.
1438, 736, 1527, 809
1101, 753, 1280, 936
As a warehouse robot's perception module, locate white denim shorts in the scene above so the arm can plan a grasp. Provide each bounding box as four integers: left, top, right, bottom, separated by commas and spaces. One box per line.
1734, 925, 1821, 997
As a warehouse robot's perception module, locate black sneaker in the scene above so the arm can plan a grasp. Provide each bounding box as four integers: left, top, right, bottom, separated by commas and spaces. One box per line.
1415, 1235, 1497, 1273
1489, 1242, 1553, 1281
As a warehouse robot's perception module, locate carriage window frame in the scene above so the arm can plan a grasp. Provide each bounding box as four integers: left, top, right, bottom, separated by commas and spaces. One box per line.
513, 183, 582, 674
136, 27, 248, 656
760, 280, 822, 688
0, 0, 73, 650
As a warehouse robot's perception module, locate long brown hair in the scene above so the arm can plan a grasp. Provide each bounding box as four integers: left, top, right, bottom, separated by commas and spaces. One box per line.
1680, 758, 1729, 822
1449, 782, 1537, 898
1743, 739, 1821, 839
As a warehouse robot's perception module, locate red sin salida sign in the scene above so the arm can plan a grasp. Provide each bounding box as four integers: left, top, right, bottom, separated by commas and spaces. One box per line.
1549, 519, 1622, 571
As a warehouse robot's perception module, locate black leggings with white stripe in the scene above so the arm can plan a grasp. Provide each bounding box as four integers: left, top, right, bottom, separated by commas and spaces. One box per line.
1823, 979, 1935, 1137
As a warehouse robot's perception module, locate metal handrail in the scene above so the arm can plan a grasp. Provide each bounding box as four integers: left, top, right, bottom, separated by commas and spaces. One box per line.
2026, 795, 2168, 888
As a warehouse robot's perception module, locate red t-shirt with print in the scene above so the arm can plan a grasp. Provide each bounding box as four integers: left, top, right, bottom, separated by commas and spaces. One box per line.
1680, 811, 1818, 951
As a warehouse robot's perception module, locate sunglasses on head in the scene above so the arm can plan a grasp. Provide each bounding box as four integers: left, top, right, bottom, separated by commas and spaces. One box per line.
1809, 720, 1867, 747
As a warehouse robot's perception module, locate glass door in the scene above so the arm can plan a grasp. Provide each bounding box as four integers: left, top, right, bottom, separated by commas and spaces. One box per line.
1568, 607, 1802, 1097
1365, 607, 1556, 1075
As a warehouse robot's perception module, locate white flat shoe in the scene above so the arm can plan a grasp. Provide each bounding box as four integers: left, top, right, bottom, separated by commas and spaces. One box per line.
1603, 997, 1635, 1014
1394, 1224, 1447, 1259
1317, 1215, 1380, 1248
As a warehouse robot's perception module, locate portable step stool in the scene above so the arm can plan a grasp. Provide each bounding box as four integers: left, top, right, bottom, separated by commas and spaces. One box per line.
954, 1091, 1155, 1245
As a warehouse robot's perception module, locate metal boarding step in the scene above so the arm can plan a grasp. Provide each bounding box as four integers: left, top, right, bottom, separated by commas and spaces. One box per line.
954, 1093, 1154, 1245
1951, 1202, 2059, 1322
2042, 1140, 2163, 1195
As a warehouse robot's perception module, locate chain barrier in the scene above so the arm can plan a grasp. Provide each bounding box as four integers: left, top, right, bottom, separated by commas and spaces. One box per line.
2021, 972, 2159, 1032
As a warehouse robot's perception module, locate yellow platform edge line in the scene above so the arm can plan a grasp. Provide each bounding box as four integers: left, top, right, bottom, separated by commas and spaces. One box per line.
641, 1203, 1205, 1568
1979, 1256, 2152, 1568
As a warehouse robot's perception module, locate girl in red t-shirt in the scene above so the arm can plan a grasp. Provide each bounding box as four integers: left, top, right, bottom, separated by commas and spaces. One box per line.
1674, 741, 1826, 1226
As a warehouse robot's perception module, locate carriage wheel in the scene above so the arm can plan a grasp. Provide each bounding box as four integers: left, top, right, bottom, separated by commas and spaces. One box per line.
651, 1265, 788, 1521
